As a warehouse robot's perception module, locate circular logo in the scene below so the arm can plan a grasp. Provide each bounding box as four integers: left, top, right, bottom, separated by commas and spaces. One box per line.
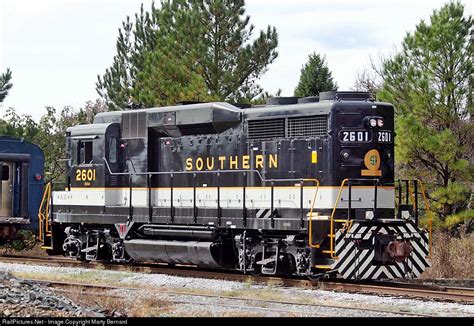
364, 149, 381, 171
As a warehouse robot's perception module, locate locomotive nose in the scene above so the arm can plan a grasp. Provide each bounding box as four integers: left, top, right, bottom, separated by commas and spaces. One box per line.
385, 241, 413, 262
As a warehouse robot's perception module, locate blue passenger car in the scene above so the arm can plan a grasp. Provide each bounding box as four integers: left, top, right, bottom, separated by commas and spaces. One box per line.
0, 136, 44, 239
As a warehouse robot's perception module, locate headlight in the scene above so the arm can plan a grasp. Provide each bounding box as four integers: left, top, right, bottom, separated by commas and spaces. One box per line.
377, 119, 384, 127
341, 150, 350, 160
369, 118, 377, 127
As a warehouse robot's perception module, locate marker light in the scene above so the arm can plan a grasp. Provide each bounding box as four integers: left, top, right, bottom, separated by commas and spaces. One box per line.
369, 118, 377, 128
377, 119, 384, 127
35, 174, 42, 181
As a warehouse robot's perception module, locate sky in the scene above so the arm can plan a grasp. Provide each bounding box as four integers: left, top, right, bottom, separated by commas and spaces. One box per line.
0, 0, 472, 121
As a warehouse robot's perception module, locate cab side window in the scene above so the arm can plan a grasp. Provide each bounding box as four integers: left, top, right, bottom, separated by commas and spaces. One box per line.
78, 141, 93, 164
108, 137, 117, 164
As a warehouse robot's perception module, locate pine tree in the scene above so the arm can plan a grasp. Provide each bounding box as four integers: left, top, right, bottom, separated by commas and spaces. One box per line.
378, 2, 473, 226
97, 0, 278, 109
294, 53, 337, 97
0, 68, 13, 103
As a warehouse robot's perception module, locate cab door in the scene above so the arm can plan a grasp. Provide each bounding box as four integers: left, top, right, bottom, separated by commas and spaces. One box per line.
0, 162, 14, 217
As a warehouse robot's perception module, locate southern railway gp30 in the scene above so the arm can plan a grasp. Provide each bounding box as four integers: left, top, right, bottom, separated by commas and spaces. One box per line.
41, 91, 432, 280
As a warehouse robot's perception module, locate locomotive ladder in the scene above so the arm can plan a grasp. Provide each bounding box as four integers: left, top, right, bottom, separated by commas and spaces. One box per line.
38, 182, 53, 249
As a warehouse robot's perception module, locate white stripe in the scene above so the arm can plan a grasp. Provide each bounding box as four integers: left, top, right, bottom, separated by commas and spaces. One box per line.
55, 187, 396, 209
373, 266, 389, 279
356, 251, 375, 278
335, 231, 347, 252
407, 250, 426, 273
338, 246, 367, 275
349, 249, 372, 279
361, 265, 377, 279
335, 239, 356, 265
388, 264, 402, 278
410, 239, 430, 263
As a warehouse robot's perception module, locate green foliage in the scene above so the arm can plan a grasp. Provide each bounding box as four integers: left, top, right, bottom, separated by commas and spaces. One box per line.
294, 53, 337, 97
0, 101, 106, 183
444, 210, 474, 231
0, 230, 36, 252
0, 68, 13, 103
97, 0, 278, 109
378, 1, 473, 222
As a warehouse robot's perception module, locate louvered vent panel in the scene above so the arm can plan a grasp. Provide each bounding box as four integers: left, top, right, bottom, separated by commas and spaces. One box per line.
288, 115, 327, 138
248, 118, 285, 140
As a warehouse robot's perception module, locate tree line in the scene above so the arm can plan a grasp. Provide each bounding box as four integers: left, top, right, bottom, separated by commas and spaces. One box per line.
0, 0, 472, 232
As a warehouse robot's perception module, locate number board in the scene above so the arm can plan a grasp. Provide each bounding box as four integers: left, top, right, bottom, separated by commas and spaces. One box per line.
74, 168, 97, 186
377, 131, 393, 143
338, 130, 372, 143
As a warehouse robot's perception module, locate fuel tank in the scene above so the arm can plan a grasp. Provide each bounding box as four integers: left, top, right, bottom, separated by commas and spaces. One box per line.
124, 239, 222, 267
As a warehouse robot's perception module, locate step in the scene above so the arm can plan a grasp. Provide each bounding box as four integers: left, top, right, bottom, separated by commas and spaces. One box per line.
314, 265, 333, 269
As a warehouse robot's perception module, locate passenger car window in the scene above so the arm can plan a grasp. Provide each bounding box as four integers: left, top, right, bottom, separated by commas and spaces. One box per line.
2, 165, 9, 181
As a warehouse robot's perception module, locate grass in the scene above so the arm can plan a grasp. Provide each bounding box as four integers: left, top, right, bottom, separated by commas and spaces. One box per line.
1, 242, 49, 257
60, 287, 174, 317
11, 270, 137, 286
422, 231, 474, 279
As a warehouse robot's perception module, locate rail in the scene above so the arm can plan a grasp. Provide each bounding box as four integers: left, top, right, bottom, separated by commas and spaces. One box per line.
2, 255, 472, 304
416, 180, 433, 258
397, 179, 433, 258
328, 179, 349, 258
306, 179, 320, 248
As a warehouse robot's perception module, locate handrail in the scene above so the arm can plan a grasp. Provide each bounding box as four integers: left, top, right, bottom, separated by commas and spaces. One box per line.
416, 180, 433, 258
38, 182, 52, 242
396, 179, 433, 259
306, 179, 320, 248
329, 178, 350, 258
407, 181, 416, 210
101, 158, 320, 227
103, 157, 309, 184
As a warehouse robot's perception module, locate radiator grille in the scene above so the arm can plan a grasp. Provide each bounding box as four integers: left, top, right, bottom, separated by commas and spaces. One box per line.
248, 118, 285, 140
288, 115, 327, 138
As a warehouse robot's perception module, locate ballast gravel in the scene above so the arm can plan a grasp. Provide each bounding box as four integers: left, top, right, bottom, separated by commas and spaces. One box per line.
0, 262, 472, 317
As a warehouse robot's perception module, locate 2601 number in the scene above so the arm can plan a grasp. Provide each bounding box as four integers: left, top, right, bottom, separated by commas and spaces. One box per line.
75, 169, 96, 182
339, 130, 372, 143
377, 131, 392, 143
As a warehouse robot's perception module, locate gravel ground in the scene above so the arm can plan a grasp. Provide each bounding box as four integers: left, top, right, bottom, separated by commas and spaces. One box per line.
0, 271, 108, 317
0, 262, 472, 317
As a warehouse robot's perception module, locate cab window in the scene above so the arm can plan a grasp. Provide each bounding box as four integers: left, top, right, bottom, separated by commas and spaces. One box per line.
78, 141, 93, 164
108, 137, 117, 164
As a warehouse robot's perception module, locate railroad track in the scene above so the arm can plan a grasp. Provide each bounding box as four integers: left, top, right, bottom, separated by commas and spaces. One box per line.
31, 279, 432, 317
0, 254, 473, 304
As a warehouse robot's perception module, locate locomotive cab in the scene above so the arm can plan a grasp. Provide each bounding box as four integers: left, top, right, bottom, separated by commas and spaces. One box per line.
67, 123, 121, 189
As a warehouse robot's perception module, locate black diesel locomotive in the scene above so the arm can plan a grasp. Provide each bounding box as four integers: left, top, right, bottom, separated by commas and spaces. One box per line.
43, 91, 431, 280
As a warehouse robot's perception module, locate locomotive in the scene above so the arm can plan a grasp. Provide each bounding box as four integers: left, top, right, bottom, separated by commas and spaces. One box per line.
42, 91, 431, 280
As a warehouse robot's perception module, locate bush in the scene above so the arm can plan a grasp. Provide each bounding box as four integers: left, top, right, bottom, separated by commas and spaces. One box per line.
422, 230, 474, 279
0, 230, 36, 252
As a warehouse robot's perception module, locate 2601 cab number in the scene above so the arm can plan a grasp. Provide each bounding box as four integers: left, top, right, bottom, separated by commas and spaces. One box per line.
377, 131, 392, 143
75, 168, 97, 186
339, 130, 372, 143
